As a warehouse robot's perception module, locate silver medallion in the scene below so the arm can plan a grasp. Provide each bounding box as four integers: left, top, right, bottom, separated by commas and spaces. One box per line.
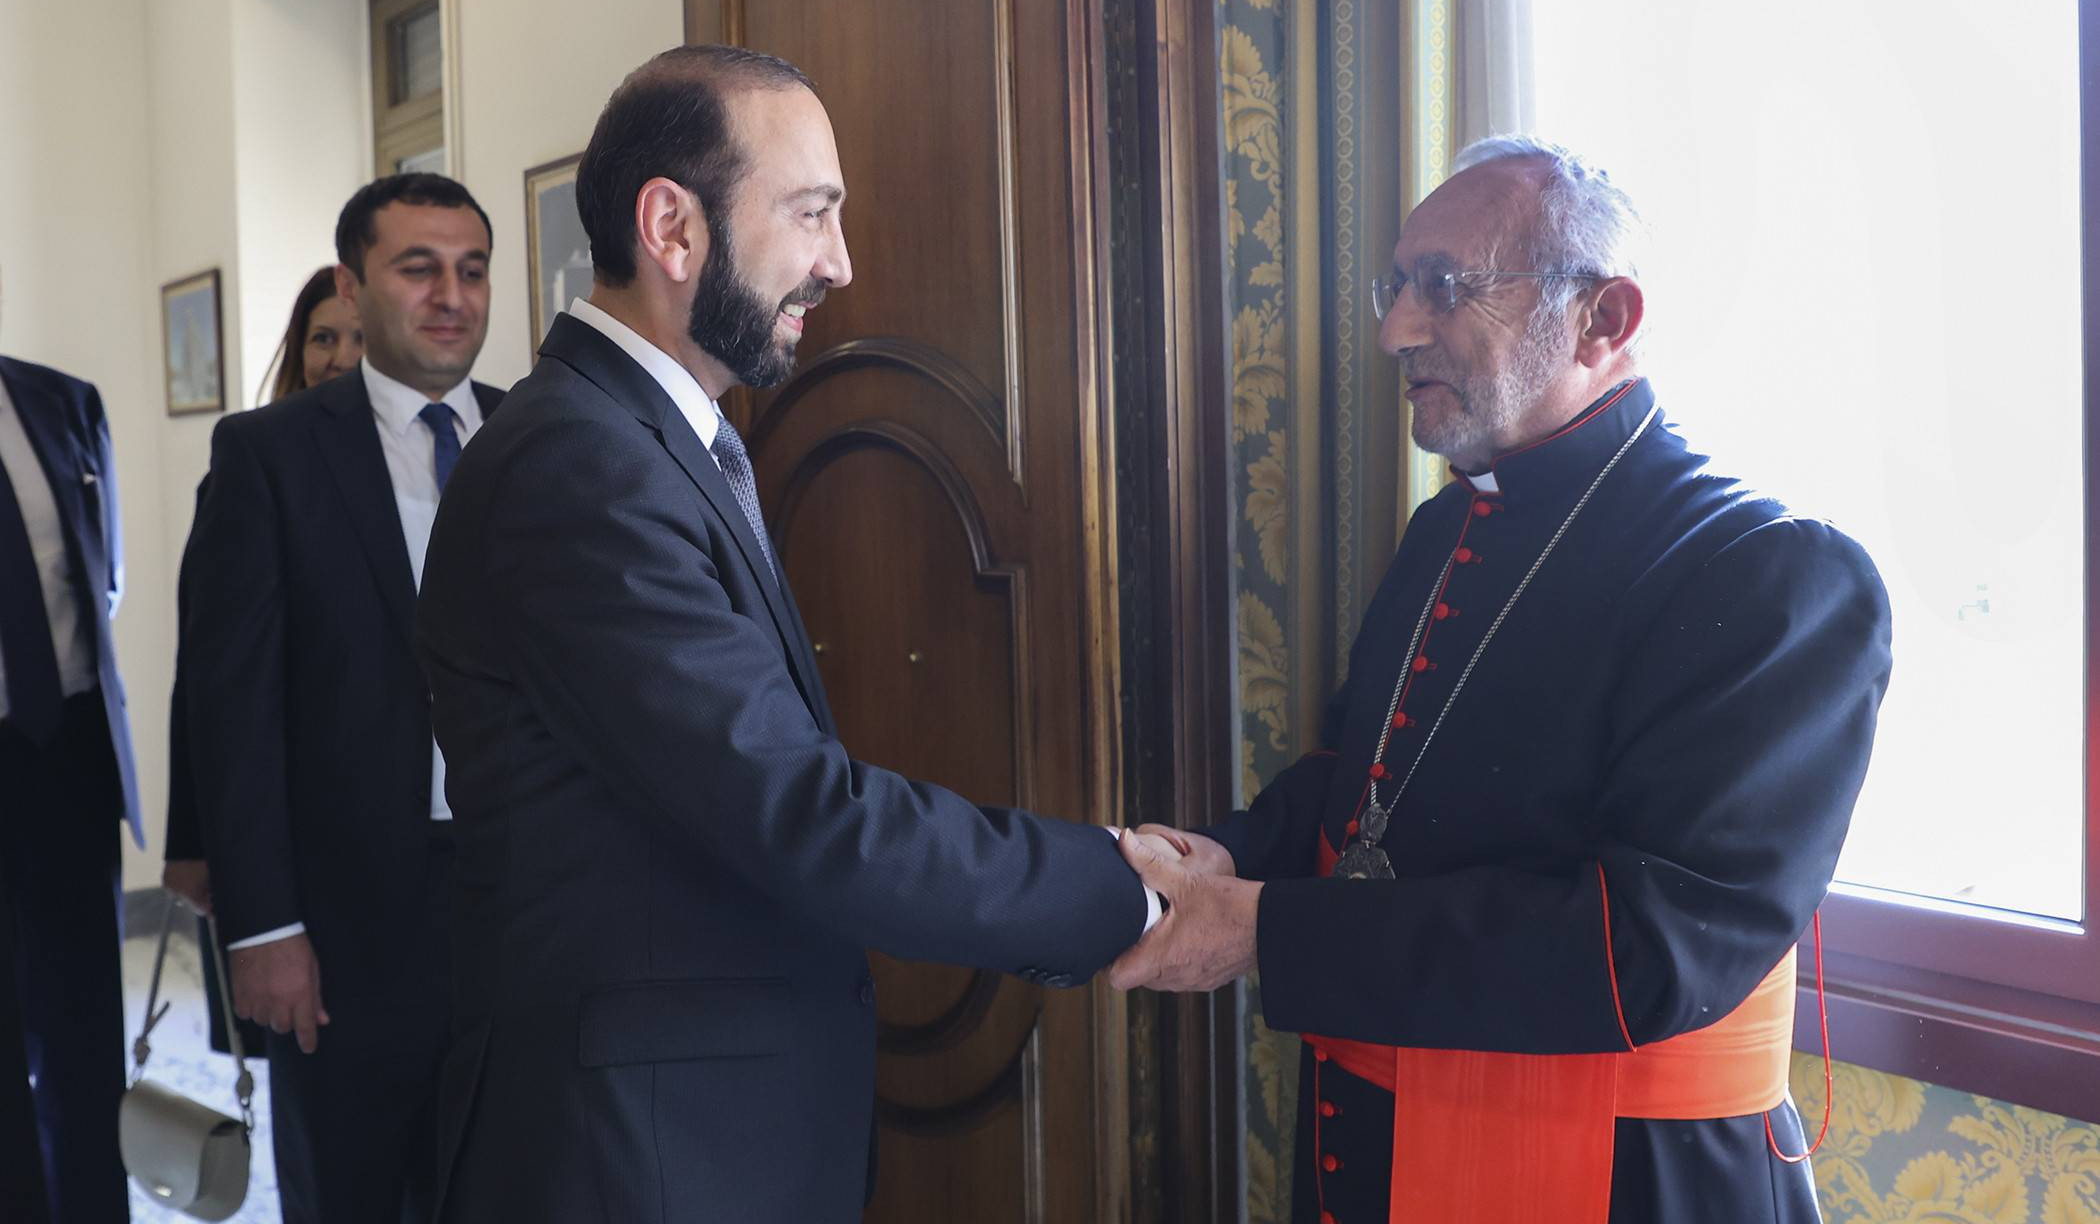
1359, 801, 1391, 843
1334, 841, 1395, 880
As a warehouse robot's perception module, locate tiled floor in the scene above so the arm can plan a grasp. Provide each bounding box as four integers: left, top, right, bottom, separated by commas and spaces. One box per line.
120, 908, 281, 1222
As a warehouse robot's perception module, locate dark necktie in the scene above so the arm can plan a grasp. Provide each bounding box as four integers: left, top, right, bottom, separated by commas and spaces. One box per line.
0, 453, 63, 742
708, 416, 777, 583
420, 403, 461, 491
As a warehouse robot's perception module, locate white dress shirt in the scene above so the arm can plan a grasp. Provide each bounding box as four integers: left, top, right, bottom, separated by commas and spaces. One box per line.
563, 300, 1161, 936
0, 375, 96, 723
227, 359, 484, 952
567, 297, 726, 467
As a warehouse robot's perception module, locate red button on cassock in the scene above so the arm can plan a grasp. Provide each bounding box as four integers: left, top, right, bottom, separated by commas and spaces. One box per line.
1344, 819, 1359, 836
1473, 500, 1494, 517
1320, 1100, 1339, 1118
1315, 1048, 1330, 1063
1391, 713, 1409, 729
1322, 1154, 1342, 1173
1434, 603, 1451, 620
1453, 547, 1474, 564
1369, 763, 1387, 779
1411, 656, 1431, 673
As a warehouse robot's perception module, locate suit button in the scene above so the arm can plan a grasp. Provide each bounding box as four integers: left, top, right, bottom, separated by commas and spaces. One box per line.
857, 977, 875, 1006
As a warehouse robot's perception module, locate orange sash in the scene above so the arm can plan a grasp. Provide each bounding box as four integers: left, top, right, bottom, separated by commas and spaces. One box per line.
1304, 839, 1797, 1223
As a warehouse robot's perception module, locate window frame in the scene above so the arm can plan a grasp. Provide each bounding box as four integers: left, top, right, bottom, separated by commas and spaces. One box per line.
370, 0, 445, 176
1795, 0, 2100, 1125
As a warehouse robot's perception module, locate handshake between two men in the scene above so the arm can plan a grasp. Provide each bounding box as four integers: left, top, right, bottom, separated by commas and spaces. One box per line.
1105, 825, 1259, 994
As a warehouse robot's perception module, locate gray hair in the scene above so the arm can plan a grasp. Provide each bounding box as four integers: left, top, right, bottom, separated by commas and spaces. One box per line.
1452, 135, 1644, 319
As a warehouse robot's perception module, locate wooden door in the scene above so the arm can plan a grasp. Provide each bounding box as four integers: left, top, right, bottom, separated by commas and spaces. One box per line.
685, 2, 1135, 1220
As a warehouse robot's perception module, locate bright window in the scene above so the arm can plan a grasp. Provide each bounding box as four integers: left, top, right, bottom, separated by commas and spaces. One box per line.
1532, 1, 2086, 920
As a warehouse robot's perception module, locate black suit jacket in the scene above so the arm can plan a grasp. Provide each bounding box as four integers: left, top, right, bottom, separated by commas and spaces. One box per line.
0, 356, 137, 843
414, 314, 1144, 1222
181, 372, 504, 979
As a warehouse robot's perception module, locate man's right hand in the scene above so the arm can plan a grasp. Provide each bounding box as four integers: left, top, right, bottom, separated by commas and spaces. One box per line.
1133, 824, 1236, 878
229, 934, 330, 1053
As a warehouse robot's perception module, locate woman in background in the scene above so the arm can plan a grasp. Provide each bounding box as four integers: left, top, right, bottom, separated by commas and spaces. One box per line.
161, 266, 361, 1054
260, 265, 365, 403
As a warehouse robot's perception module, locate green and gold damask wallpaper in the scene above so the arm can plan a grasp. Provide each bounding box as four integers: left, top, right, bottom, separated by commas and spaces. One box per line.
1216, 2, 2099, 1220
1788, 1055, 2100, 1224
1223, 0, 1410, 1207
1221, 0, 1313, 1214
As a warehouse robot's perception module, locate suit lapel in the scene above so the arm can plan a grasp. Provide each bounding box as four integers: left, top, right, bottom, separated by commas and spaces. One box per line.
0, 360, 104, 618
311, 375, 418, 646
537, 316, 824, 719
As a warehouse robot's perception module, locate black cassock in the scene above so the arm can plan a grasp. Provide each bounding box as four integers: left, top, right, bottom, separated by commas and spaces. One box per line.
1205, 378, 1892, 1223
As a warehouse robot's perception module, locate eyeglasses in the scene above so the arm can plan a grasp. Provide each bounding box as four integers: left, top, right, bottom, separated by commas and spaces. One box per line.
1370, 264, 1601, 319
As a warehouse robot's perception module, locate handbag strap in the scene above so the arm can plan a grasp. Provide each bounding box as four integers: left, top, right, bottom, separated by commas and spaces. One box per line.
132, 893, 255, 1133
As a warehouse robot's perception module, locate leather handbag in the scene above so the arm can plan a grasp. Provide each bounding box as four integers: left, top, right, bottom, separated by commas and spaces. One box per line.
119, 895, 253, 1220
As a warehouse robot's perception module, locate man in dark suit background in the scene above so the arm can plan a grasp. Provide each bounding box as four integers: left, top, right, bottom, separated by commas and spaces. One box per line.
181, 173, 502, 1223
415, 47, 1160, 1221
0, 314, 140, 1221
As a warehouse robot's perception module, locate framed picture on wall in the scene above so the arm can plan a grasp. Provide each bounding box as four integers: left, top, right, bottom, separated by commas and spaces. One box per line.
524, 152, 590, 360
160, 268, 225, 416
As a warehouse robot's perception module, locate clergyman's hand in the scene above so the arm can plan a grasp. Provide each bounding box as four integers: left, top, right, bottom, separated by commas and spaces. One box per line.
229, 934, 330, 1054
1107, 828, 1261, 993
1132, 824, 1234, 878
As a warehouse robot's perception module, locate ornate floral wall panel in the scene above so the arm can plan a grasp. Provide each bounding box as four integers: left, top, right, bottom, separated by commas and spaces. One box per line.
1221, 0, 1313, 1215
1222, 0, 1407, 1213
1789, 1055, 2100, 1224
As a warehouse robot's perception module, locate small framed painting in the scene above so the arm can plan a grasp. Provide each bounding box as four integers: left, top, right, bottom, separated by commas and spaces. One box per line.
524, 152, 590, 360
161, 269, 226, 416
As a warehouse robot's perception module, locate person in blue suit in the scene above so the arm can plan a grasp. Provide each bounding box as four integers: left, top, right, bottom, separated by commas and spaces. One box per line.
0, 337, 140, 1223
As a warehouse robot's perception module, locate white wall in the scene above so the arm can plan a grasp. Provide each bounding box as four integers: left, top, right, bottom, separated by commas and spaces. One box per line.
455, 0, 682, 390
231, 0, 373, 412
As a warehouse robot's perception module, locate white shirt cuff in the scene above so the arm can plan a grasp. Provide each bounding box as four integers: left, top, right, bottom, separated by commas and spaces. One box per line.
225, 921, 305, 950
1108, 828, 1166, 935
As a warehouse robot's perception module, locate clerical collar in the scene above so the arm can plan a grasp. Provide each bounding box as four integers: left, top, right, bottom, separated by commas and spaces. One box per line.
1455, 378, 1657, 502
